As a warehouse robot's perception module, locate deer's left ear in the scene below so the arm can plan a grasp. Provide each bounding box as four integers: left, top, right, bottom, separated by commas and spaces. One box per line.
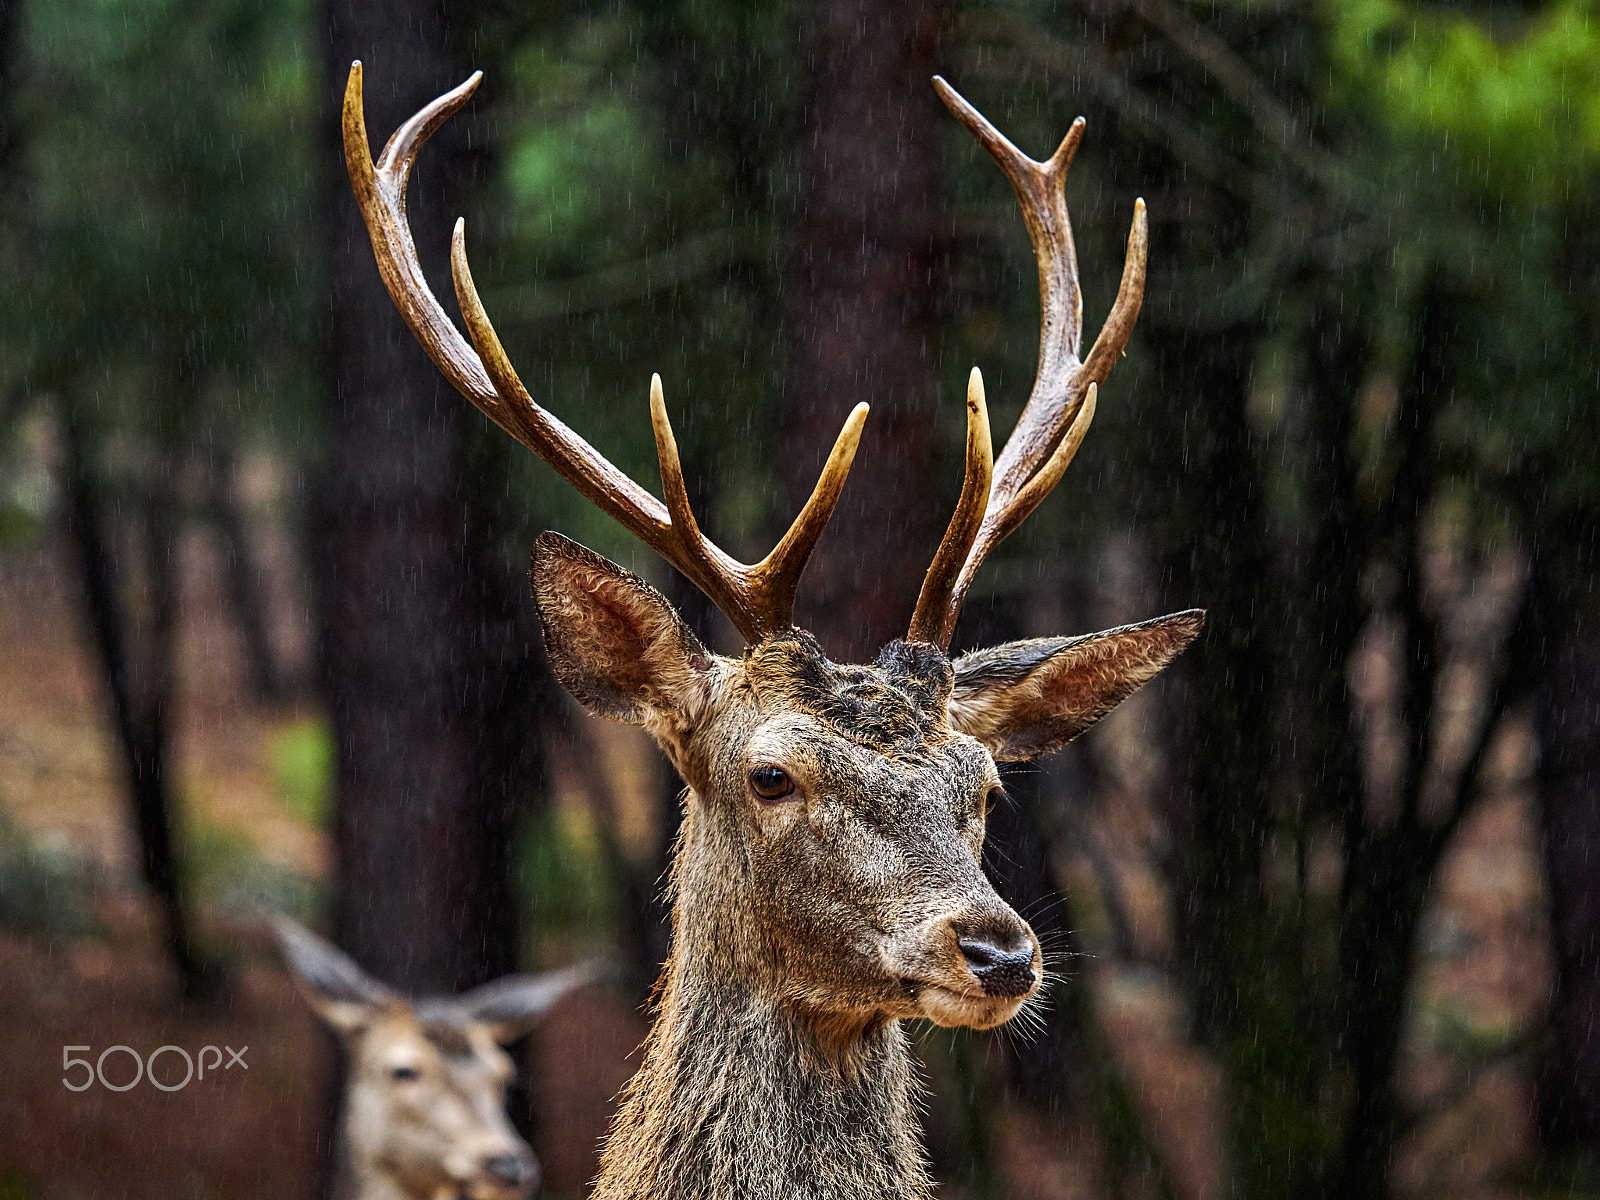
949, 610, 1204, 761
458, 962, 603, 1044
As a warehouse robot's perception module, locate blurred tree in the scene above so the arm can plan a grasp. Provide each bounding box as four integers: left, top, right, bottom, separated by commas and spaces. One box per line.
784, 0, 948, 661
1532, 548, 1600, 1171
316, 0, 549, 997
8, 0, 317, 998
201, 432, 288, 704
58, 392, 209, 997
949, 1, 1597, 1196
1517, 188, 1600, 1172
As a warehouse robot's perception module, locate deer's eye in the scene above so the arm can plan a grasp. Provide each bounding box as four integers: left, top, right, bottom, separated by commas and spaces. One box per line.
390, 1065, 420, 1082
748, 766, 796, 801
981, 786, 1006, 817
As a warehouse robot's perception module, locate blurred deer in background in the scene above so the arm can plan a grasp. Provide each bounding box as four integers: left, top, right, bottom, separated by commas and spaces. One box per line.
275, 919, 592, 1200
343, 64, 1202, 1199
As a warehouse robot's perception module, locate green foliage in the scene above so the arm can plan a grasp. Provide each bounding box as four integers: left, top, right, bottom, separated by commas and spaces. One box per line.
268, 716, 334, 826
182, 808, 321, 919
1329, 0, 1600, 198
8, 0, 318, 448
515, 808, 618, 953
463, 1, 802, 582
1321, 0, 1600, 514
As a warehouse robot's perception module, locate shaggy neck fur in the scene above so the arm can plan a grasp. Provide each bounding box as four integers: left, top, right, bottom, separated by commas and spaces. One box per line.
591, 969, 929, 1200
590, 798, 933, 1200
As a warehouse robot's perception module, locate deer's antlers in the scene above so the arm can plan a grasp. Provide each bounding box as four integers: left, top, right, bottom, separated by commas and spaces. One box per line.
907, 78, 1147, 649
344, 64, 1145, 651
343, 62, 865, 643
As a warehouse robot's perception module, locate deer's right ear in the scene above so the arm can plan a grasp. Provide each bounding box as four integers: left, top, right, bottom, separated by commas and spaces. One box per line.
532, 532, 715, 728
273, 917, 397, 1036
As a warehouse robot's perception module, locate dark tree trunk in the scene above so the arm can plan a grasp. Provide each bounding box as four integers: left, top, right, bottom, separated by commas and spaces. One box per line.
1336, 829, 1436, 1200
61, 408, 211, 1000
314, 9, 547, 1192
206, 445, 287, 705
784, 0, 945, 662
0, 0, 18, 175
1331, 282, 1449, 1200
1534, 564, 1600, 1163
1153, 324, 1296, 1199
316, 0, 532, 998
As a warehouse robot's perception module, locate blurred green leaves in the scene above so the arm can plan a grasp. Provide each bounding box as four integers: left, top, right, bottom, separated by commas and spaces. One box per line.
463, 3, 800, 584
268, 716, 333, 826
1330, 0, 1600, 198
1320, 0, 1600, 511
8, 0, 318, 449
516, 809, 617, 958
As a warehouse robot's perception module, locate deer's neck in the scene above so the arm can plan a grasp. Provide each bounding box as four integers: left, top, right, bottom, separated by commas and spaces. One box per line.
332, 1146, 408, 1200
592, 963, 932, 1200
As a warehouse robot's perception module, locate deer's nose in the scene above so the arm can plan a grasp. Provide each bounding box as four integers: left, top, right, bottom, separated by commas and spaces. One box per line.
483, 1152, 538, 1192
958, 928, 1037, 998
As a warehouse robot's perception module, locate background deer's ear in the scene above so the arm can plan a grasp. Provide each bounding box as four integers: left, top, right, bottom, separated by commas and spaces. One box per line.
273, 917, 399, 1036
531, 532, 714, 727
457, 961, 603, 1044
949, 610, 1204, 761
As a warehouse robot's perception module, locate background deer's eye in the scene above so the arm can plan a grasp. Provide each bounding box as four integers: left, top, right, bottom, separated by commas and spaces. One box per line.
390, 1065, 420, 1082
748, 766, 795, 801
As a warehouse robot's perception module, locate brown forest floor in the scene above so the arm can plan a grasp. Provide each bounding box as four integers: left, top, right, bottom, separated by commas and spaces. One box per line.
0, 528, 1560, 1200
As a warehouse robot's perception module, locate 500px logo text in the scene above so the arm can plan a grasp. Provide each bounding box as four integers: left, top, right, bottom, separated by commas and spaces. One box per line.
62, 1044, 248, 1092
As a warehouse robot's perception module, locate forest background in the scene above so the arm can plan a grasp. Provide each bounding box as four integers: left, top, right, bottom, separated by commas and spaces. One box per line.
0, 0, 1597, 1198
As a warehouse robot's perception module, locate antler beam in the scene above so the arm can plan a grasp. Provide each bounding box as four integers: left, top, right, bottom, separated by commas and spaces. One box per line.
908, 77, 1147, 649
344, 62, 865, 642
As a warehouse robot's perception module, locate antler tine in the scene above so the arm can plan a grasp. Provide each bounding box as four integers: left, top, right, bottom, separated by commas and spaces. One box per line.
913, 78, 1148, 649
908, 370, 992, 646
450, 219, 676, 554
978, 382, 1097, 561
343, 63, 504, 423
646, 374, 765, 637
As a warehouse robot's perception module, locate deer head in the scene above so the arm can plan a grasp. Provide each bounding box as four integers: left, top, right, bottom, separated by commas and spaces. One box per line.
276, 919, 592, 1200
340, 63, 1199, 1050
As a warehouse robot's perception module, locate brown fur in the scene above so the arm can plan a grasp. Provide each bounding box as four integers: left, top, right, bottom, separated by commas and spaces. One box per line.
949, 610, 1206, 760
531, 533, 1202, 1200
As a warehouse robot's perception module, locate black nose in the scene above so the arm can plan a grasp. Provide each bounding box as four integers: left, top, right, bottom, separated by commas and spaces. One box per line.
484, 1152, 538, 1191
958, 931, 1037, 998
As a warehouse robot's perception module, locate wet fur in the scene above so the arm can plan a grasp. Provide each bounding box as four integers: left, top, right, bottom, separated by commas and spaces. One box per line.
531, 532, 1201, 1200
596, 979, 928, 1198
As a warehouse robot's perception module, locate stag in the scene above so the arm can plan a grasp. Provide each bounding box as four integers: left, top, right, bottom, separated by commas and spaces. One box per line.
342, 63, 1202, 1199
276, 919, 593, 1200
